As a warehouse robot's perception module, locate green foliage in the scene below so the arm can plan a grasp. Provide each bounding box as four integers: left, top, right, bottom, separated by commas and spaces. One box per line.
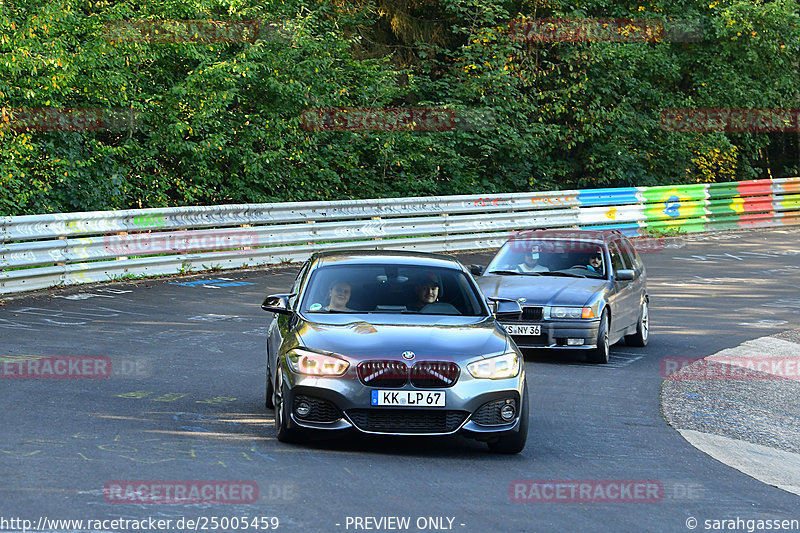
1, 0, 798, 215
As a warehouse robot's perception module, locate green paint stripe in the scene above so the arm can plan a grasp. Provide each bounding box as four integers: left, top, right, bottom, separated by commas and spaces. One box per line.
704, 219, 743, 231
644, 217, 706, 233
706, 182, 742, 199
706, 197, 742, 216
643, 202, 706, 220
641, 184, 708, 202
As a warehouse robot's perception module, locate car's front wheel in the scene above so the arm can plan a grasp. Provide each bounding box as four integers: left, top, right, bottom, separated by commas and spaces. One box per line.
265, 364, 274, 409
273, 365, 300, 443
586, 310, 610, 364
625, 299, 649, 347
487, 382, 529, 454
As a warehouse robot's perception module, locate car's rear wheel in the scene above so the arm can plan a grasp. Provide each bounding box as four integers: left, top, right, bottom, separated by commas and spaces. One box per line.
586, 310, 610, 364
487, 382, 529, 454
625, 299, 649, 347
273, 365, 300, 443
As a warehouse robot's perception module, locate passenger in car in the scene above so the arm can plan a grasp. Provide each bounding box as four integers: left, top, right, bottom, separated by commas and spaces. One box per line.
517, 250, 549, 273
325, 280, 354, 311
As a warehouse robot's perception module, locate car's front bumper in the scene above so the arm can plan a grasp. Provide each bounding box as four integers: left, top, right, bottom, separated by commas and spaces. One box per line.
281, 367, 526, 438
501, 318, 601, 349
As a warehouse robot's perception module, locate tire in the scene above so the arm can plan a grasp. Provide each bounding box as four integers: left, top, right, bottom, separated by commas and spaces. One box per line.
625, 299, 649, 347
487, 382, 529, 454
265, 364, 274, 409
273, 366, 300, 443
586, 310, 610, 364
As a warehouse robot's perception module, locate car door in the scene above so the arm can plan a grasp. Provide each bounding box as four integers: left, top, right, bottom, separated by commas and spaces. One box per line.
619, 237, 647, 323
607, 238, 636, 338
268, 259, 311, 374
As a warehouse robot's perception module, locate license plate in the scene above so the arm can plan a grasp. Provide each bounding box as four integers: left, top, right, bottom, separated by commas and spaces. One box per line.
371, 390, 446, 407
504, 324, 541, 336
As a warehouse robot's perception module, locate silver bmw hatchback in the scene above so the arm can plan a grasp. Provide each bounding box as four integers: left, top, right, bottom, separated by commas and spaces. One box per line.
261, 250, 529, 453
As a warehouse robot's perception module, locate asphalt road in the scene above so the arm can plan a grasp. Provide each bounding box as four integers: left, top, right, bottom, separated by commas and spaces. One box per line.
1, 227, 799, 533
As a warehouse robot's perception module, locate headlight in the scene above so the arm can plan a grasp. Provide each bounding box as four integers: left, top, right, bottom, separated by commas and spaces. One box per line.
548, 306, 595, 319
467, 352, 520, 379
286, 348, 349, 376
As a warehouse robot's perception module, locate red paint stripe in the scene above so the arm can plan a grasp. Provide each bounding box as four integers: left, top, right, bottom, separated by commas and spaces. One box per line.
741, 197, 774, 213
736, 179, 773, 196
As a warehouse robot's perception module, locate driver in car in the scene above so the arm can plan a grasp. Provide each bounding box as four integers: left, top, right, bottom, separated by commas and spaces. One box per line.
325, 280, 354, 311
412, 274, 440, 311
586, 251, 604, 274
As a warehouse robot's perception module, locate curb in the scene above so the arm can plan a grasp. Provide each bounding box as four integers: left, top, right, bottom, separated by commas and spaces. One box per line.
661, 329, 800, 495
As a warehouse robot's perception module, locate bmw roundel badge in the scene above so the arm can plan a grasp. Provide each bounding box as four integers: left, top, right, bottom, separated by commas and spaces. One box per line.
401, 351, 416, 360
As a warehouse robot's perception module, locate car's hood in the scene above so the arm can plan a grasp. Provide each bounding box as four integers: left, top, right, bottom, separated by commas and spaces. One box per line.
477, 275, 609, 307
296, 316, 507, 360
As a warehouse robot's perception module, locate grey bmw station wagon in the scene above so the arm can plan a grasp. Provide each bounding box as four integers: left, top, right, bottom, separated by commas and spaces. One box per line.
261, 250, 529, 453
473, 229, 649, 364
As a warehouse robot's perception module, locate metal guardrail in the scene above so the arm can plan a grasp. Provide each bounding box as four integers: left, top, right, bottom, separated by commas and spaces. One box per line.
2, 178, 799, 295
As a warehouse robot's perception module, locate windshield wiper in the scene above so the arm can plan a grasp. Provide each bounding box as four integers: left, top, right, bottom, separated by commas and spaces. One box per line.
540, 271, 587, 278
488, 270, 543, 276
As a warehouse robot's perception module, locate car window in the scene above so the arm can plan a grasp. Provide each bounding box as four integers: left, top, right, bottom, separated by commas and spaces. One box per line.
486, 238, 606, 277
608, 240, 628, 273
300, 264, 487, 316
619, 238, 642, 270
288, 260, 311, 309
486, 241, 548, 272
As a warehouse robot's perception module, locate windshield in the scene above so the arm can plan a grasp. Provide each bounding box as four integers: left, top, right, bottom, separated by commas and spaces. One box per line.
486, 239, 608, 279
300, 264, 488, 316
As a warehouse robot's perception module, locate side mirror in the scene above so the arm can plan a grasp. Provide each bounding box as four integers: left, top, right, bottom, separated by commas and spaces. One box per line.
488, 297, 522, 320
469, 264, 484, 276
615, 269, 634, 281
261, 294, 293, 315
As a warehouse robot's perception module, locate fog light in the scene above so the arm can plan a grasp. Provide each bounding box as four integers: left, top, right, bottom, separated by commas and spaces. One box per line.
500, 401, 516, 421
295, 401, 311, 418
567, 338, 585, 346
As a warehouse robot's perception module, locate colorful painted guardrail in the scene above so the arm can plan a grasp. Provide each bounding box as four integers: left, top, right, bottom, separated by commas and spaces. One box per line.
576, 178, 800, 234
1, 178, 799, 294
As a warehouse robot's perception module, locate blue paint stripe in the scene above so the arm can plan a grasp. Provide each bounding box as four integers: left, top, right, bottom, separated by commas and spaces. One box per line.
577, 188, 640, 206
170, 279, 219, 286
170, 278, 254, 287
